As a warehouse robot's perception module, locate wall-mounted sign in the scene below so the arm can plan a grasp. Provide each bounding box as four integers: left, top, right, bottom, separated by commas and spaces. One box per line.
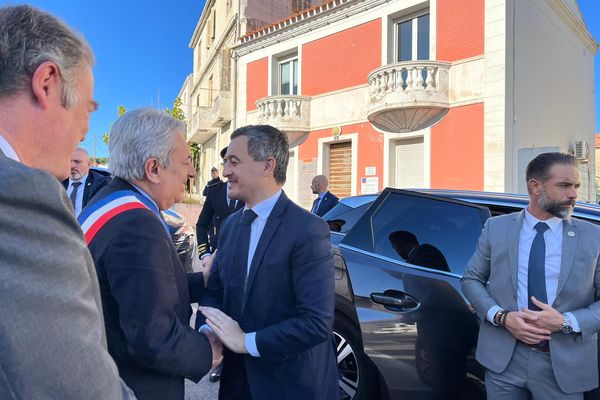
361, 177, 378, 194
365, 166, 376, 176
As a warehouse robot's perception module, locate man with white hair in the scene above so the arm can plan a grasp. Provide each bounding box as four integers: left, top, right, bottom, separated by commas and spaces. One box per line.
80, 108, 221, 400
62, 147, 110, 216
0, 5, 133, 399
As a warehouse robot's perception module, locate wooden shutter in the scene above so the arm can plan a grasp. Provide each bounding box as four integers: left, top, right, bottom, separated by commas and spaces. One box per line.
328, 141, 352, 198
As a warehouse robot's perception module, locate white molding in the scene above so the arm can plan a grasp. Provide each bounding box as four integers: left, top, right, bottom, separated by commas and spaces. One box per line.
545, 0, 599, 54
233, 0, 391, 58
382, 129, 430, 188
317, 133, 359, 196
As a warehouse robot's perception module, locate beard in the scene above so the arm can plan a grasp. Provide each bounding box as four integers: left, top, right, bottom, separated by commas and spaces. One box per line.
537, 188, 575, 219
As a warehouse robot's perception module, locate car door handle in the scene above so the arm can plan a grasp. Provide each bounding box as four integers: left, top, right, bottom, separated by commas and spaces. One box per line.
370, 290, 419, 312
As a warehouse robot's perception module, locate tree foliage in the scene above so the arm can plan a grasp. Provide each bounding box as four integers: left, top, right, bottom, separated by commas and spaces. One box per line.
102, 105, 127, 145
165, 97, 201, 170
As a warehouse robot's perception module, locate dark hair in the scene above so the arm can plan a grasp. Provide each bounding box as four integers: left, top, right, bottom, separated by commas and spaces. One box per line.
219, 146, 227, 159
230, 125, 289, 185
525, 152, 577, 185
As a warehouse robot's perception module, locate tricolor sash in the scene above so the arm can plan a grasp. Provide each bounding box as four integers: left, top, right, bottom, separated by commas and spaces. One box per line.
78, 190, 167, 245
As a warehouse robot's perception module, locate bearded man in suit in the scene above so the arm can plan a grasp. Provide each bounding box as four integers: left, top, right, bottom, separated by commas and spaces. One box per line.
462, 152, 600, 399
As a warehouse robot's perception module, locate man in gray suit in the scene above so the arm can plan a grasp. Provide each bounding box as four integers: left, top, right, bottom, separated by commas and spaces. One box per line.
0, 5, 133, 399
462, 152, 600, 399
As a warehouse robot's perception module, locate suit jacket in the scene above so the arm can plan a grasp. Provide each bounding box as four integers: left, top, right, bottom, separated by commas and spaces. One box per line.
62, 168, 111, 209
203, 191, 338, 400
314, 191, 339, 217
461, 210, 600, 393
0, 151, 132, 399
86, 178, 211, 400
202, 176, 222, 196
196, 181, 244, 257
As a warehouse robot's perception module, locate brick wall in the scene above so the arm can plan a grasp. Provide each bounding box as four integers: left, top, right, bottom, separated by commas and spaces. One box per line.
246, 57, 269, 111
302, 19, 381, 96
436, 0, 484, 61
430, 103, 484, 189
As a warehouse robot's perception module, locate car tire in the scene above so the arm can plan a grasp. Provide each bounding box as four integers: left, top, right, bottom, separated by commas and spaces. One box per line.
334, 315, 380, 400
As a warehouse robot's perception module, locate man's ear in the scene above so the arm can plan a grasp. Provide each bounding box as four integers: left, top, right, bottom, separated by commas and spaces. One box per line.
262, 157, 276, 177
144, 158, 161, 184
528, 178, 542, 196
31, 61, 61, 110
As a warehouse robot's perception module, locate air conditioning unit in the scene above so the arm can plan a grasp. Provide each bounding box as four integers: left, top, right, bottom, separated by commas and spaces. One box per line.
574, 140, 589, 161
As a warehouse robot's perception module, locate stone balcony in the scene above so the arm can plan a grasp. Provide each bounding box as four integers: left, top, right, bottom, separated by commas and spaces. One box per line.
367, 60, 451, 132
187, 106, 216, 144
256, 95, 311, 147
211, 91, 232, 128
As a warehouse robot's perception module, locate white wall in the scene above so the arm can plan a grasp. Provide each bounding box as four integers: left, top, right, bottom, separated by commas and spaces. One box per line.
509, 0, 597, 199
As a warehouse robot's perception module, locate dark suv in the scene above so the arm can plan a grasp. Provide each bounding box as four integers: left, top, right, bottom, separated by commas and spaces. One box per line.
330, 188, 600, 400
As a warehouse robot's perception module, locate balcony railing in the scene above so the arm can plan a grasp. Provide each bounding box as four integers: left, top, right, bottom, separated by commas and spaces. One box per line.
256, 95, 311, 146
187, 106, 215, 143
211, 91, 232, 128
367, 60, 451, 132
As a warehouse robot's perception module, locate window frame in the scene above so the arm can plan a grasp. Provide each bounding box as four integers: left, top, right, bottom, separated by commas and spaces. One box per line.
278, 55, 299, 96
394, 10, 430, 62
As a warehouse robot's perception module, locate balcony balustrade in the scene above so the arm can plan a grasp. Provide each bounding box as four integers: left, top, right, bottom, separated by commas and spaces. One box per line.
367, 60, 451, 132
256, 95, 311, 146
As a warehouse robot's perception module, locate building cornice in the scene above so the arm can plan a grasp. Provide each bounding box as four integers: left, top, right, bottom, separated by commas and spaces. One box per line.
189, 0, 217, 48
233, 0, 390, 58
545, 0, 599, 54
192, 17, 238, 96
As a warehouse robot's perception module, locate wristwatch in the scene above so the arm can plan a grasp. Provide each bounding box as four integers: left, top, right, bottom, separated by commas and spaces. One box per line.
562, 313, 574, 334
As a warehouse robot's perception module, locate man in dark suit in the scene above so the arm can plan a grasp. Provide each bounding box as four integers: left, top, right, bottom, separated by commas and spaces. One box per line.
62, 147, 110, 216
203, 166, 222, 196
199, 125, 338, 400
310, 174, 339, 216
196, 146, 244, 259
0, 5, 134, 399
81, 108, 221, 400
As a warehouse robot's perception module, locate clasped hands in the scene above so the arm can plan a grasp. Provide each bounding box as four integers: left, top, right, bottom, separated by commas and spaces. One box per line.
199, 306, 249, 355
503, 296, 564, 345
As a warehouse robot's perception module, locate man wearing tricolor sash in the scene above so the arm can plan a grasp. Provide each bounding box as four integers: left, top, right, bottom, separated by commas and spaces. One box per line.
81, 108, 222, 400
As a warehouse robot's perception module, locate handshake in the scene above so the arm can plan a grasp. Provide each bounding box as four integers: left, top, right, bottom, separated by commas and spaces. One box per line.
199, 306, 249, 370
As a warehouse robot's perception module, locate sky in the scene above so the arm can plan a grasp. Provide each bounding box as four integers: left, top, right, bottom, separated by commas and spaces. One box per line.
1, 0, 207, 158
2, 0, 599, 158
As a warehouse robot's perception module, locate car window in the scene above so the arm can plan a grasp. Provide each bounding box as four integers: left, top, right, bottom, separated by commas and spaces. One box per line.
367, 193, 488, 275
325, 202, 373, 234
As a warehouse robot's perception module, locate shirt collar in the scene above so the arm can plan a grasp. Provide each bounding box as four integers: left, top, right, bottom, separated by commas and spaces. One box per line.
129, 182, 160, 213
69, 174, 88, 184
246, 190, 282, 222
524, 208, 563, 233
318, 191, 327, 200
0, 134, 20, 162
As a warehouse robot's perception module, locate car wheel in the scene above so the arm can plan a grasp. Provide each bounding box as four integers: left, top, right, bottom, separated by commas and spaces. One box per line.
334, 316, 379, 400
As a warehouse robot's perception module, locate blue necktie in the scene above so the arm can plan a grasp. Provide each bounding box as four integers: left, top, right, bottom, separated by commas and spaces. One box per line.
528, 222, 549, 311
312, 197, 320, 214
240, 209, 258, 276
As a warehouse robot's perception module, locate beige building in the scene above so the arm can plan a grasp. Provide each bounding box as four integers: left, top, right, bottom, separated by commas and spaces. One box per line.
180, 0, 322, 195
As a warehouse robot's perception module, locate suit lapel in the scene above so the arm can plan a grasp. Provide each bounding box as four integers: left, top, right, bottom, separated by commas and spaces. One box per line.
507, 211, 524, 295
555, 218, 579, 300
244, 193, 288, 304
82, 174, 93, 206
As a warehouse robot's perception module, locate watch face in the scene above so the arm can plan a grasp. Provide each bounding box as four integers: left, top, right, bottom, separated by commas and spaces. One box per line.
562, 325, 573, 334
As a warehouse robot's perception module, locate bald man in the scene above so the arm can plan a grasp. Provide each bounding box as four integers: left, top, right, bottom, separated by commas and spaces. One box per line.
310, 175, 339, 217
62, 147, 110, 216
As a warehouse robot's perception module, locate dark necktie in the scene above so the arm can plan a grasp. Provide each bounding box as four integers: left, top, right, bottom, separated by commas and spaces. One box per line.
228, 199, 237, 214
239, 209, 258, 277
528, 222, 549, 311
69, 182, 82, 209
312, 197, 320, 214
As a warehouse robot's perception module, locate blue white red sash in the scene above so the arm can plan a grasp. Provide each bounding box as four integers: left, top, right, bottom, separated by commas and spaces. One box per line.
78, 189, 166, 245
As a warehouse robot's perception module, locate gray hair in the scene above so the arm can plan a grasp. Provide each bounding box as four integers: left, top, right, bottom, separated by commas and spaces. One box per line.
109, 108, 185, 181
0, 5, 94, 108
230, 125, 289, 185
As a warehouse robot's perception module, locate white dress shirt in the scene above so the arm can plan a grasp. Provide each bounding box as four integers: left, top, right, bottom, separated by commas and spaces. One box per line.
0, 134, 20, 161
487, 209, 580, 331
67, 175, 88, 217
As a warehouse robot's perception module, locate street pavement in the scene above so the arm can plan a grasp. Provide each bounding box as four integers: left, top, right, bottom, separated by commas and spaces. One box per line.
185, 376, 218, 400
